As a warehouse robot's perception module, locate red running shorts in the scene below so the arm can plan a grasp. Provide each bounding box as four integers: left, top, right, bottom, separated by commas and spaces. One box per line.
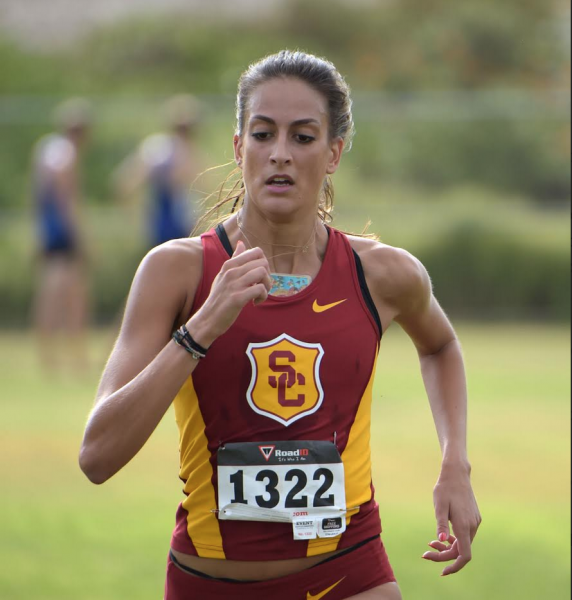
164, 535, 396, 600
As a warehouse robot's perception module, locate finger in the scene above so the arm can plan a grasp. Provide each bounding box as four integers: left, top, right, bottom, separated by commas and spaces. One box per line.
253, 293, 268, 306
233, 240, 246, 256
262, 272, 273, 292
435, 504, 450, 542
422, 548, 458, 563
422, 539, 458, 562
442, 531, 472, 575
428, 534, 455, 549
456, 530, 472, 557
237, 283, 268, 306
427, 540, 449, 551
239, 266, 273, 291
248, 266, 273, 292
226, 245, 267, 268
225, 257, 271, 283
441, 554, 470, 576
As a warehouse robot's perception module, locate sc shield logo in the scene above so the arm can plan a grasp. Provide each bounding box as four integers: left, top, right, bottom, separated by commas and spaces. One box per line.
246, 333, 325, 426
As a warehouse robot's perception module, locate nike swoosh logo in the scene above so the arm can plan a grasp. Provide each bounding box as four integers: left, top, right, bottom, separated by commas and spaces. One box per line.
312, 299, 347, 313
307, 577, 345, 599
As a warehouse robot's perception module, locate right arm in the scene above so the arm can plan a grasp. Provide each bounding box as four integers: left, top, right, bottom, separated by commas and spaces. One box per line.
79, 238, 271, 484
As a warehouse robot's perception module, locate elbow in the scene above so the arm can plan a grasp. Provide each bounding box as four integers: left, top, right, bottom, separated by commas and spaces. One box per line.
419, 337, 460, 360
78, 444, 113, 485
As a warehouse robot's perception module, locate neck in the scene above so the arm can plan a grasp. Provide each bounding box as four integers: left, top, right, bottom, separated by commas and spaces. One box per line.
233, 204, 327, 274
240, 208, 315, 247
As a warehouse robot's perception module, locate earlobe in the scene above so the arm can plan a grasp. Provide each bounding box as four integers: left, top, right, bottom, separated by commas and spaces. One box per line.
326, 137, 344, 174
233, 134, 243, 168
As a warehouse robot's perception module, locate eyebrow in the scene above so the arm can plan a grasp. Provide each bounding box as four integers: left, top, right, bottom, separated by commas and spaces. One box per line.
250, 115, 321, 127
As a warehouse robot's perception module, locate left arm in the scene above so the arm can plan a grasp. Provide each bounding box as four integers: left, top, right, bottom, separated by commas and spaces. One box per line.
393, 253, 482, 576
357, 240, 481, 576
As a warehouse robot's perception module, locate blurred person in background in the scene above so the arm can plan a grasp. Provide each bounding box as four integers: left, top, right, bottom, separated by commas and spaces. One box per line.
80, 51, 480, 599
112, 94, 203, 248
31, 98, 92, 373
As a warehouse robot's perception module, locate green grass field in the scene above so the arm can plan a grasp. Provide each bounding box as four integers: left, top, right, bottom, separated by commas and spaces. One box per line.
0, 323, 569, 599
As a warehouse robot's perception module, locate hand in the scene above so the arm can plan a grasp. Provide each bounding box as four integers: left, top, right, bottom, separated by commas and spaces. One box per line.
422, 463, 482, 576
187, 241, 272, 347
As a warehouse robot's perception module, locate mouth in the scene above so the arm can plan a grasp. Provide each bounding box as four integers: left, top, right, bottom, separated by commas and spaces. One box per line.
265, 174, 294, 187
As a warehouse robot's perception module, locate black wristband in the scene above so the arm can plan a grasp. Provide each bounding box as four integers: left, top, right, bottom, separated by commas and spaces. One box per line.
181, 325, 208, 355
172, 325, 208, 360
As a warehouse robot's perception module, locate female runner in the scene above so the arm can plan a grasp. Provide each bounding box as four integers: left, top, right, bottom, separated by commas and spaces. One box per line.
80, 50, 481, 599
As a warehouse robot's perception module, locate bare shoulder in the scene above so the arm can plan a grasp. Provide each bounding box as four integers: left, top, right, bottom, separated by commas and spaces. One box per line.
139, 236, 202, 274
96, 237, 204, 399
346, 234, 431, 313
127, 236, 203, 326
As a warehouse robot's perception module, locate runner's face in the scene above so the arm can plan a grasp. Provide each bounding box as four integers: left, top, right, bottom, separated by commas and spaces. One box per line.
234, 77, 343, 220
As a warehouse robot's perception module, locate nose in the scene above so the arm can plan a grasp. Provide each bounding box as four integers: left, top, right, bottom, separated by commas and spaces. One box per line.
269, 134, 292, 165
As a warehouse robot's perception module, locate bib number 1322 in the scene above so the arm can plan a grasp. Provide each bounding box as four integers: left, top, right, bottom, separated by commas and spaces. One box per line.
227, 465, 336, 509
217, 440, 346, 525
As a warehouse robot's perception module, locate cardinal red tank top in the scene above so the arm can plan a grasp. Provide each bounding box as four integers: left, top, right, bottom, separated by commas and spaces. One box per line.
170, 224, 383, 561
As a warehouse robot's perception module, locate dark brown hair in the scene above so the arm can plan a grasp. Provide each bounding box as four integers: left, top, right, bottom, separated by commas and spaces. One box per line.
236, 50, 354, 150
193, 50, 355, 233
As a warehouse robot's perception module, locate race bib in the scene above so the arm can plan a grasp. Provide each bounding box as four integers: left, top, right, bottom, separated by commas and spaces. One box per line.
217, 440, 346, 540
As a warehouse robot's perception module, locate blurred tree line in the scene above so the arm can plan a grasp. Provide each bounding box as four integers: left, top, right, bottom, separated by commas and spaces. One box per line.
0, 0, 569, 324
0, 0, 569, 207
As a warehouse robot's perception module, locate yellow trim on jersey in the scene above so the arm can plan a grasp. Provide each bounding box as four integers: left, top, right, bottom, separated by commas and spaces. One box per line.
174, 376, 226, 559
306, 352, 378, 557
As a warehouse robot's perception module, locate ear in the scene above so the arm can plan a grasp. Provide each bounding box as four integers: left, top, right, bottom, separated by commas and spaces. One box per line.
326, 137, 344, 175
233, 134, 243, 168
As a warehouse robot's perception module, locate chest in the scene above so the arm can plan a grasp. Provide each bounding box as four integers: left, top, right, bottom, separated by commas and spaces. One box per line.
191, 294, 378, 439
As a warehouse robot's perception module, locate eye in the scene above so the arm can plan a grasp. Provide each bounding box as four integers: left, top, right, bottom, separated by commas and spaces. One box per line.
252, 132, 271, 141
295, 134, 315, 144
